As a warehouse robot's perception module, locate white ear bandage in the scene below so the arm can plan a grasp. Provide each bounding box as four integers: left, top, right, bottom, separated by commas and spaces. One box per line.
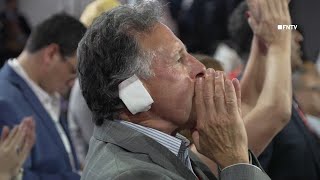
118, 74, 154, 114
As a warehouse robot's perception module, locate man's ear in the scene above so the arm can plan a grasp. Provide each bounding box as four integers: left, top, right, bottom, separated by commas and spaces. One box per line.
42, 43, 60, 66
118, 75, 154, 115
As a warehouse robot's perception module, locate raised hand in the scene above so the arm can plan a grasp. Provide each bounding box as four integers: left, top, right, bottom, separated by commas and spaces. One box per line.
0, 117, 36, 179
192, 69, 248, 168
247, 0, 291, 47
239, 0, 293, 156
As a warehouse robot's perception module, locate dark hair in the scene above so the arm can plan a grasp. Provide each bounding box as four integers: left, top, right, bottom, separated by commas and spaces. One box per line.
5, 0, 16, 4
228, 1, 252, 63
25, 13, 86, 57
78, 2, 162, 126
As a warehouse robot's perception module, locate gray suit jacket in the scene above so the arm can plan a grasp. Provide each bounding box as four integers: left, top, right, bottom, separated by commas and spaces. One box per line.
81, 120, 271, 180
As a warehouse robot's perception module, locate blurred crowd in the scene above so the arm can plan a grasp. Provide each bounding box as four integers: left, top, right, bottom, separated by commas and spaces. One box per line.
0, 0, 320, 180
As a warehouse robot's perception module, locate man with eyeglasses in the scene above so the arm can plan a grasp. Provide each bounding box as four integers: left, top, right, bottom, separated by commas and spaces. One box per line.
0, 13, 86, 180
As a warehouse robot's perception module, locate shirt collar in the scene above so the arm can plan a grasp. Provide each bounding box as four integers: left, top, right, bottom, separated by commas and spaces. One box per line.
117, 120, 196, 174
8, 58, 61, 110
117, 120, 190, 156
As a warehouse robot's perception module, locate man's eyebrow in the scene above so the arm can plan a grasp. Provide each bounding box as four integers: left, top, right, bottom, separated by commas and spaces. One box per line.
183, 43, 188, 52
178, 44, 188, 54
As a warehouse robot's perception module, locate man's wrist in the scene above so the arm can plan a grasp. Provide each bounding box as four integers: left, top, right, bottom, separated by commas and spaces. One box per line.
218, 151, 249, 169
268, 34, 292, 51
218, 150, 252, 171
219, 151, 262, 174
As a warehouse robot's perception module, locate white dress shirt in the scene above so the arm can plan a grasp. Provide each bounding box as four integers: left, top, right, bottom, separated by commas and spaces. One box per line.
8, 59, 76, 170
306, 114, 320, 138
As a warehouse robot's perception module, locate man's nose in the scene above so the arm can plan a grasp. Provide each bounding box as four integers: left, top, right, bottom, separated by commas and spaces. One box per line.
189, 55, 206, 79
295, 31, 304, 43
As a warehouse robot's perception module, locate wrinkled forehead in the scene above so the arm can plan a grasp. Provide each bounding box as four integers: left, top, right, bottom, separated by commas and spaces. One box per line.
138, 23, 186, 61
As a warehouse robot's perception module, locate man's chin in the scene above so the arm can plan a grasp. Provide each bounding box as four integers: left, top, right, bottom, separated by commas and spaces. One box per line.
58, 87, 71, 96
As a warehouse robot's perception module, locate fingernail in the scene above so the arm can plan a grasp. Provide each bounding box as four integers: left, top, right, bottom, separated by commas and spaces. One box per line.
208, 68, 213, 73
215, 71, 220, 78
232, 78, 238, 83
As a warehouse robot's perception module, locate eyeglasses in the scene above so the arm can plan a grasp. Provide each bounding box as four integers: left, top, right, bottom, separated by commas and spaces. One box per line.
60, 54, 77, 75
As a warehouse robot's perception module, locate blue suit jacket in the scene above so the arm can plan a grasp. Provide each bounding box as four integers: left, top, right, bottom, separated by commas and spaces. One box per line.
0, 63, 80, 180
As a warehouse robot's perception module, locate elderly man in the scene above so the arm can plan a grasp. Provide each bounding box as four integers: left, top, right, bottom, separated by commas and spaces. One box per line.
77, 1, 279, 179
0, 14, 86, 180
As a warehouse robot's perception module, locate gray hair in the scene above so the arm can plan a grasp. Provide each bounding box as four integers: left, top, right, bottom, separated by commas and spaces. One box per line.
77, 1, 162, 126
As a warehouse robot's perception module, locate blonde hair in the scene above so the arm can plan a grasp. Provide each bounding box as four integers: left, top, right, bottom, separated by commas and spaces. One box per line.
80, 0, 120, 27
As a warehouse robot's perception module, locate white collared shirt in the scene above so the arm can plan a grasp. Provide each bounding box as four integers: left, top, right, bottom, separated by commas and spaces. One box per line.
306, 114, 320, 138
8, 59, 76, 170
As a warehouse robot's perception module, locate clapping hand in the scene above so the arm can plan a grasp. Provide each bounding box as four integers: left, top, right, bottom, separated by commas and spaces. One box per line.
0, 117, 36, 179
246, 0, 291, 48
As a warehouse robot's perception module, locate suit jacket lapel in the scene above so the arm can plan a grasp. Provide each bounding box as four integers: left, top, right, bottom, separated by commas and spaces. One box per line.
60, 115, 80, 170
94, 120, 197, 180
189, 151, 217, 180
292, 98, 320, 173
1, 64, 68, 155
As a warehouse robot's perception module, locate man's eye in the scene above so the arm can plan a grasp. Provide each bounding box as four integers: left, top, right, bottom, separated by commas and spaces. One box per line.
178, 55, 185, 63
